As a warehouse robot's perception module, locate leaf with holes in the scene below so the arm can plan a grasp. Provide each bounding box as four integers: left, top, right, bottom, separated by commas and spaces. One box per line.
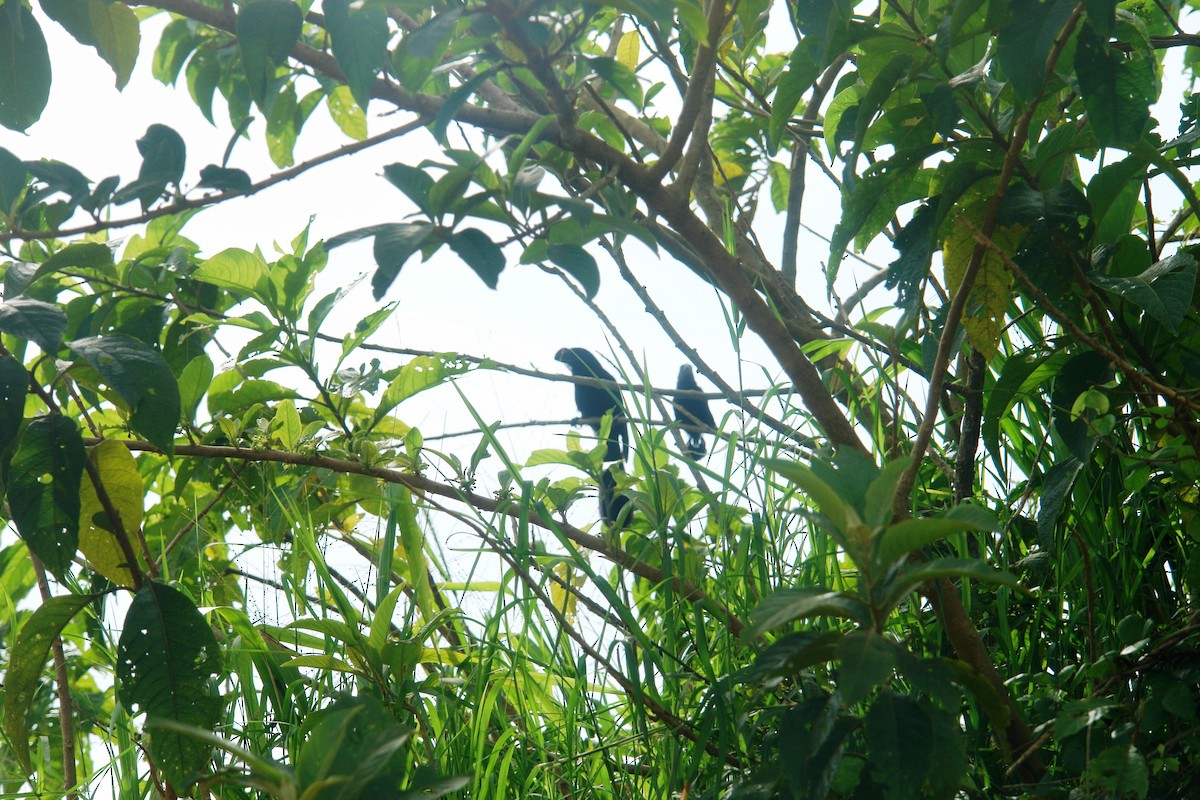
67, 334, 181, 454
8, 415, 86, 577
117, 582, 223, 787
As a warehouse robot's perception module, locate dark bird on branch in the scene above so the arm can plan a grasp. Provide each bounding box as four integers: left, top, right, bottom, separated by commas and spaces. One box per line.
600, 465, 630, 527
674, 365, 715, 459
555, 347, 629, 461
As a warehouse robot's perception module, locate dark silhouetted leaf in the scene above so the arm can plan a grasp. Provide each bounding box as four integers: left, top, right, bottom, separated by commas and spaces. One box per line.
447, 227, 505, 289
0, 3, 51, 132
67, 334, 181, 453
237, 0, 302, 110
323, 0, 387, 110
0, 297, 67, 353
8, 414, 85, 577
371, 222, 436, 299
117, 582, 223, 787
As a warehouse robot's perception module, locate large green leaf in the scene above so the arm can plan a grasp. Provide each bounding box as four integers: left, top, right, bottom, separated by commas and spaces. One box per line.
875, 509, 996, 570
0, 3, 51, 132
745, 587, 871, 638
373, 354, 473, 425
117, 582, 223, 787
1090, 252, 1197, 333
0, 297, 66, 354
390, 10, 462, 92
836, 630, 897, 705
995, 0, 1076, 101
39, 0, 138, 85
67, 334, 181, 454
3, 593, 97, 773
8, 415, 86, 577
371, 222, 436, 299
0, 146, 28, 213
863, 693, 932, 800
1074, 22, 1156, 147
447, 227, 505, 289
0, 353, 25, 457
237, 0, 302, 110
194, 246, 269, 296
323, 0, 387, 111
547, 243, 598, 298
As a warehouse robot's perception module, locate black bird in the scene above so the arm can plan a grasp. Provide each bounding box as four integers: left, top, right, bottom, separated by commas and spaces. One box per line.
600, 465, 630, 527
555, 347, 629, 461
674, 365, 715, 459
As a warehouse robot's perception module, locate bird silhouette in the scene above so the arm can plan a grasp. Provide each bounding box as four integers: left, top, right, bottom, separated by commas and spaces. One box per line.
555, 347, 629, 461
674, 365, 715, 459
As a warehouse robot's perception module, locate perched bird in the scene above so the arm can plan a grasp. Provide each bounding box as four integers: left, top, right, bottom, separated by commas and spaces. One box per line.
674, 365, 715, 459
555, 347, 629, 461
600, 465, 630, 527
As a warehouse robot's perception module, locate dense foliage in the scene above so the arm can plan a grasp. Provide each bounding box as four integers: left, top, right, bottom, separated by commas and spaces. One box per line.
2, 0, 1200, 797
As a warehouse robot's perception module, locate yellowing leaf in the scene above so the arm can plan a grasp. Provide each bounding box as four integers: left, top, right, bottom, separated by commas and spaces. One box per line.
713, 152, 746, 185
615, 30, 640, 70
943, 210, 1023, 360
326, 85, 367, 140
78, 440, 143, 587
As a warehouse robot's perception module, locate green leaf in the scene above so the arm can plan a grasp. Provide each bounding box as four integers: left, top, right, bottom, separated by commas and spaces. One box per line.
447, 227, 505, 289
432, 71, 491, 145
88, 0, 140, 88
836, 630, 897, 705
265, 81, 299, 167
884, 558, 1022, 611
586, 56, 644, 108
67, 334, 181, 454
177, 354, 213, 426
1090, 252, 1197, 333
875, 511, 996, 570
0, 146, 28, 213
1083, 745, 1148, 799
294, 695, 413, 799
371, 222, 436, 300
152, 16, 195, 85
0, 3, 51, 132
769, 44, 818, 153
745, 587, 871, 639
1038, 456, 1083, 546
324, 0, 387, 111
237, 0, 302, 111
547, 243, 599, 298
0, 297, 67, 353
78, 439, 142, 587
270, 398, 301, 449
391, 9, 461, 92
995, 0, 1076, 101
863, 693, 932, 800
194, 247, 269, 295
8, 415, 86, 577
373, 354, 473, 425
768, 458, 858, 539
862, 458, 908, 532
1074, 22, 1156, 147
326, 84, 366, 140
382, 162, 434, 216
1084, 0, 1117, 38
3, 593, 97, 773
396, 488, 435, 620
208, 377, 300, 417
0, 353, 26, 458
117, 582, 223, 788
